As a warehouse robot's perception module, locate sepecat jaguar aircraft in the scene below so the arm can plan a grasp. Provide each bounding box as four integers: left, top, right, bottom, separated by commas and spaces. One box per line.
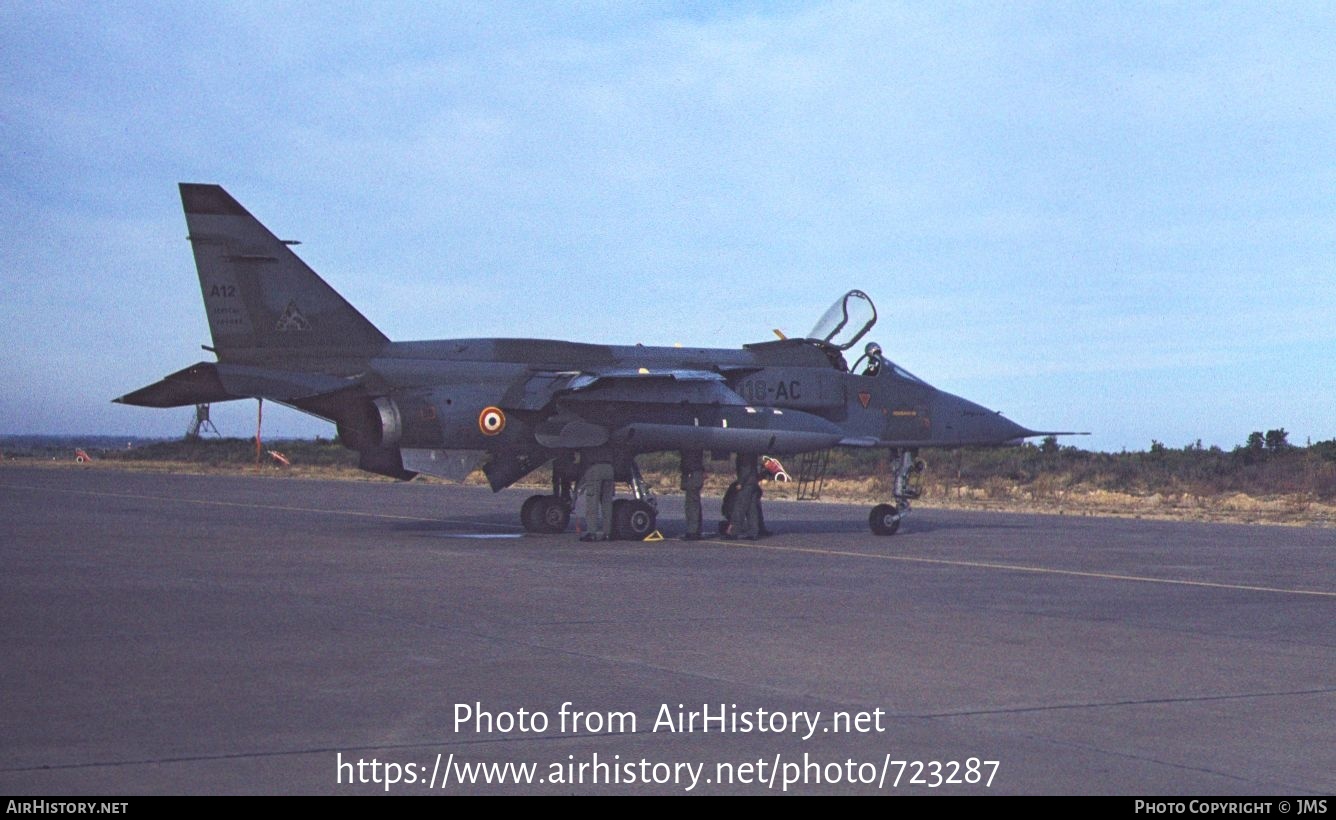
117, 184, 1076, 537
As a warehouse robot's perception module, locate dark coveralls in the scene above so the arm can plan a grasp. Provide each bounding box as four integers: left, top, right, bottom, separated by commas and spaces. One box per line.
680, 449, 705, 539
729, 453, 762, 539
579, 453, 616, 541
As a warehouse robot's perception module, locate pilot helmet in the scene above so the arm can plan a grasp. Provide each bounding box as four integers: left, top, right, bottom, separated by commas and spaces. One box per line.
864, 342, 882, 360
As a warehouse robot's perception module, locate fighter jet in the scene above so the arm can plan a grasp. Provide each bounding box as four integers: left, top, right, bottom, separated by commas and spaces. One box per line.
117, 184, 1072, 537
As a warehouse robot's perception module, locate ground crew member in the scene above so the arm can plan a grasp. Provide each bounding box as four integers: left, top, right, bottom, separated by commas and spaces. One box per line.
680, 449, 705, 541
579, 451, 615, 542
727, 453, 761, 540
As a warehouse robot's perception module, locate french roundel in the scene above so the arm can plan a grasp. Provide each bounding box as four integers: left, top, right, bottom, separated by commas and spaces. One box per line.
478, 406, 506, 436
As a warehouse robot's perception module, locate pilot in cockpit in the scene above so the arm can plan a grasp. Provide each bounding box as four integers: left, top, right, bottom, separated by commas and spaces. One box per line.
859, 342, 883, 377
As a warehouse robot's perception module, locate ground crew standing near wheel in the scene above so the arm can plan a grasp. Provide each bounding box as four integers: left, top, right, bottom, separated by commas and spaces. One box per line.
680, 449, 705, 541
579, 451, 615, 542
727, 453, 761, 540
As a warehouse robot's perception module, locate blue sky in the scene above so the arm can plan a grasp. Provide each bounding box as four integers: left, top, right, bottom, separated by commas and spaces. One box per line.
2, 1, 1333, 452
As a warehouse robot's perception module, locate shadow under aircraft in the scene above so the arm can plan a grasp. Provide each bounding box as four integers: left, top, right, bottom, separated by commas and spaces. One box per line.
117, 184, 1078, 537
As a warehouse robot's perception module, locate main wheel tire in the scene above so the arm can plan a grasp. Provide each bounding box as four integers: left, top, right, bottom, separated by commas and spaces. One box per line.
537, 496, 570, 533
522, 495, 570, 533
869, 503, 901, 536
612, 499, 656, 540
520, 495, 546, 532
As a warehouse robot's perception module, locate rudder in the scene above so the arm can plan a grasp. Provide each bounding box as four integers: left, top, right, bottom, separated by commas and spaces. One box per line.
180, 183, 388, 360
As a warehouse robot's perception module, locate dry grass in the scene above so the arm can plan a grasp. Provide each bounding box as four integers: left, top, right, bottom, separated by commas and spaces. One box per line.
10, 457, 1332, 528
907, 482, 1336, 527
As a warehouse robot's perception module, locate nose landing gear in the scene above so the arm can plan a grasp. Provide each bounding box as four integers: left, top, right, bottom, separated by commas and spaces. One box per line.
869, 450, 925, 536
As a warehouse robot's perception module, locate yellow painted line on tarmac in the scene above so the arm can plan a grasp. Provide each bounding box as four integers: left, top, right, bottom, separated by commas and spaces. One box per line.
704, 538, 1336, 599
0, 482, 517, 529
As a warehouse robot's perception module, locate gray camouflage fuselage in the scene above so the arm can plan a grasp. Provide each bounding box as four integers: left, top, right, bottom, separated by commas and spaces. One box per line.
117, 184, 1056, 499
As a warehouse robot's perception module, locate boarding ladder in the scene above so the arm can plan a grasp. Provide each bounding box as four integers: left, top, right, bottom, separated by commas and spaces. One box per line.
796, 449, 831, 501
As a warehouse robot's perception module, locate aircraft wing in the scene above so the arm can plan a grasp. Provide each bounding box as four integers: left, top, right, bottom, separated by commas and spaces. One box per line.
113, 362, 233, 408
514, 368, 751, 449
554, 368, 747, 406
515, 367, 847, 454
508, 368, 746, 412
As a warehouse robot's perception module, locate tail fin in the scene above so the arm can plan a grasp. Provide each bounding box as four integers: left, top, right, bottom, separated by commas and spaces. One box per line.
180, 183, 388, 360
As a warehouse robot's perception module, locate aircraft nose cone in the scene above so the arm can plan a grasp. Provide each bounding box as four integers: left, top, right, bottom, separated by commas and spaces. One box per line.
989, 413, 1036, 444
936, 393, 1035, 445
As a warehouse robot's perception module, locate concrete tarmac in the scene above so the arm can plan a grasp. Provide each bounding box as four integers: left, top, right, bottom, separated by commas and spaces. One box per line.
2, 465, 1333, 795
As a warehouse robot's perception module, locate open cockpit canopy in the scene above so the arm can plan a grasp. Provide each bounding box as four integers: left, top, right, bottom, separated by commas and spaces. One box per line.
806, 290, 877, 351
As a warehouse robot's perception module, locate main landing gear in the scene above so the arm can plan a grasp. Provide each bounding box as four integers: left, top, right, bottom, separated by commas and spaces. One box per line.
519, 455, 659, 539
611, 497, 657, 541
869, 450, 925, 536
611, 457, 658, 539
520, 493, 571, 534
520, 454, 575, 534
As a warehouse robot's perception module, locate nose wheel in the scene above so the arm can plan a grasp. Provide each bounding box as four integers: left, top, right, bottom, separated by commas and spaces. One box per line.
868, 450, 924, 536
869, 503, 901, 535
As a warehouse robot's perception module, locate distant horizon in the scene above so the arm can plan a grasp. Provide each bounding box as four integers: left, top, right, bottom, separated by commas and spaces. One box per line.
3, 428, 1325, 455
